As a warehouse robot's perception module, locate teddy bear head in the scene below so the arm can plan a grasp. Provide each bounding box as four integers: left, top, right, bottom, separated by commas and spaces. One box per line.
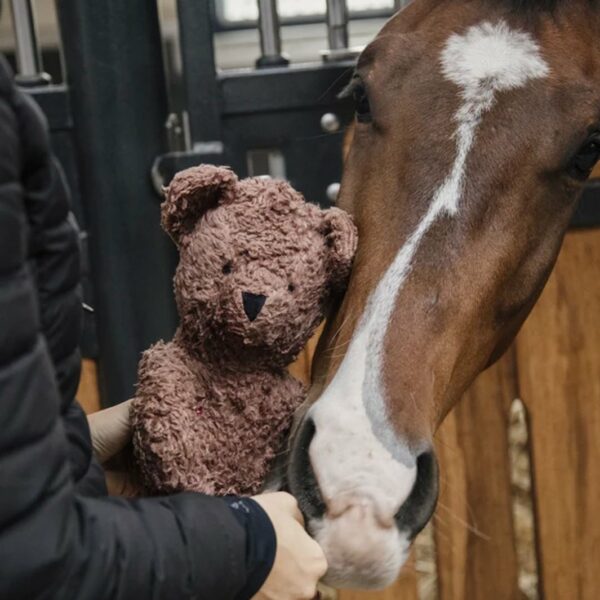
162, 164, 357, 369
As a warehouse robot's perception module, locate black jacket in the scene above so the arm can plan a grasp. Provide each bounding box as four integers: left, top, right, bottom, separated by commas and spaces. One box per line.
0, 57, 275, 600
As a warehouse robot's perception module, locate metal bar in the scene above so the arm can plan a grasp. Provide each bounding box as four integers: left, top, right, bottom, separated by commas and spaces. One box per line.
211, 9, 396, 33
176, 0, 223, 144
256, 0, 289, 68
326, 0, 349, 52
24, 86, 72, 130
322, 0, 359, 62
56, 0, 178, 406
220, 62, 354, 115
10, 0, 50, 85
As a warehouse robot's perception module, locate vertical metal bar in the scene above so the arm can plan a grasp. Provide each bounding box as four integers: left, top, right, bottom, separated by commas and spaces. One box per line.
256, 0, 289, 68
10, 0, 50, 85
176, 0, 223, 145
57, 0, 178, 406
326, 0, 349, 52
322, 0, 357, 62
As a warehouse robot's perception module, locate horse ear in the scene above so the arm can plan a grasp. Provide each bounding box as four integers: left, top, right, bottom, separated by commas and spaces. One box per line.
319, 207, 358, 287
161, 164, 238, 245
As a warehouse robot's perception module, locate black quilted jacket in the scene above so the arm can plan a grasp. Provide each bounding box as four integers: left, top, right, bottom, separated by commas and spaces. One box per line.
0, 57, 274, 600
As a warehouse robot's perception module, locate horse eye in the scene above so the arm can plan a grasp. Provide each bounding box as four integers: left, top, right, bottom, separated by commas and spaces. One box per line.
353, 82, 372, 124
569, 138, 600, 180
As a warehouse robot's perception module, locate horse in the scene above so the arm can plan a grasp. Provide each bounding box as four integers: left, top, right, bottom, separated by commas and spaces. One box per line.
286, 0, 600, 589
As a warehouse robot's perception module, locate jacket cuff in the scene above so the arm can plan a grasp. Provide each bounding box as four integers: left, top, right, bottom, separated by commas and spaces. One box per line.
225, 497, 277, 600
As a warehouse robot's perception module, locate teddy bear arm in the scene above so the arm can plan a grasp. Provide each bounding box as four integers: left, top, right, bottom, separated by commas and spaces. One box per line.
131, 343, 210, 493
133, 342, 201, 408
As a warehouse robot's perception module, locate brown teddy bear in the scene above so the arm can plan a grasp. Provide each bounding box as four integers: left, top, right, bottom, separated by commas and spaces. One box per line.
131, 165, 357, 496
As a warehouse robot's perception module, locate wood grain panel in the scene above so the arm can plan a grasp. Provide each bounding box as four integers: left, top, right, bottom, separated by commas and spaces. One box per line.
289, 323, 325, 386
338, 556, 419, 600
434, 350, 522, 600
516, 229, 600, 600
77, 358, 101, 414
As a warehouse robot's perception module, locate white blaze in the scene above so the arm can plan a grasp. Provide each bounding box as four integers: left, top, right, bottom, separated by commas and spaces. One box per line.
308, 21, 549, 580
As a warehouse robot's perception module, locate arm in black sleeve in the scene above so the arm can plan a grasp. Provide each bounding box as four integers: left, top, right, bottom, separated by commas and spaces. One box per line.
0, 56, 275, 600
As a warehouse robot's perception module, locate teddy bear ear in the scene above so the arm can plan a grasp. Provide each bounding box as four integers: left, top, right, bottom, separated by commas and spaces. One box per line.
319, 207, 358, 287
161, 164, 238, 245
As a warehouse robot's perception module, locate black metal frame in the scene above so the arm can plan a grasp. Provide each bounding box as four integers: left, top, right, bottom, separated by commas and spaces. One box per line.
572, 181, 600, 228
12, 0, 600, 406
155, 0, 356, 207
54, 1, 179, 405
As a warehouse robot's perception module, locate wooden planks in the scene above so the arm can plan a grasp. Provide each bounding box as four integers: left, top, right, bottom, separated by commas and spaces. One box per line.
516, 229, 600, 600
434, 351, 522, 600
288, 323, 325, 386
77, 358, 102, 414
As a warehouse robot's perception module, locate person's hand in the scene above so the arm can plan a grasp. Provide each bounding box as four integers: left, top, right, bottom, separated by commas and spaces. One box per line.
87, 399, 133, 464
252, 492, 328, 600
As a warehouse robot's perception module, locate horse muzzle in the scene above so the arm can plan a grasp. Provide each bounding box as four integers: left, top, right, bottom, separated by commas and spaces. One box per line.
287, 416, 439, 589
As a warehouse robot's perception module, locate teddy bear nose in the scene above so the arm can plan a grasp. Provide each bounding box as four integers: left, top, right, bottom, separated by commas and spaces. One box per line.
242, 292, 267, 322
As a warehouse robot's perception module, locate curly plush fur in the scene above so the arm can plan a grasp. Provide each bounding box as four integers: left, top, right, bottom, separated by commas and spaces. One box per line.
131, 165, 357, 495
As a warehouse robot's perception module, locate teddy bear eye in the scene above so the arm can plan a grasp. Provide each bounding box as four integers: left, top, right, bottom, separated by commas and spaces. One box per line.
288, 283, 295, 292
222, 261, 233, 275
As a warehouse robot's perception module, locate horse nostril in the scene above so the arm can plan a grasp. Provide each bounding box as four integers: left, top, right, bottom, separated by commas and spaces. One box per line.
242, 292, 267, 321
287, 418, 326, 520
395, 450, 439, 539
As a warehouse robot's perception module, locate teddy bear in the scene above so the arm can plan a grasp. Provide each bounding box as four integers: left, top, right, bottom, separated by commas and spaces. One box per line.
131, 164, 357, 496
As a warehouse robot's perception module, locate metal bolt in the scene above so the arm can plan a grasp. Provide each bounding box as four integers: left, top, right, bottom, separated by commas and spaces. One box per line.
326, 0, 349, 51
326, 182, 341, 203
320, 113, 341, 133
